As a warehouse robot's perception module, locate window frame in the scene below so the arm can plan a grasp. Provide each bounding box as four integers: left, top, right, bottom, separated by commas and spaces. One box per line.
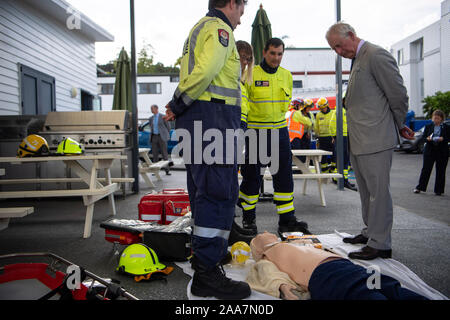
138, 82, 162, 95
98, 83, 115, 95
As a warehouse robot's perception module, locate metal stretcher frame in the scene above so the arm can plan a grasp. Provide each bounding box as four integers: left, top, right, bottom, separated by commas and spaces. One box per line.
0, 252, 139, 300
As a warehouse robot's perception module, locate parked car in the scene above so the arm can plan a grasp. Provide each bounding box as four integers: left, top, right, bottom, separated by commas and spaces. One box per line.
138, 121, 178, 157
397, 119, 450, 154
397, 126, 426, 153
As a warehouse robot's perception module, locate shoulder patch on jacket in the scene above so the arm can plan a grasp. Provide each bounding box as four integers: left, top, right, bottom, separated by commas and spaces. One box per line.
218, 29, 229, 47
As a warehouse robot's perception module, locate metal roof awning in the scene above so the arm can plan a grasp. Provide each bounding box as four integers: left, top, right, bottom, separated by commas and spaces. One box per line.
22, 0, 114, 42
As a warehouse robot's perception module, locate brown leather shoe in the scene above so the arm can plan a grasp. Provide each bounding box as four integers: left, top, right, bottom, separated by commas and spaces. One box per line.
343, 234, 368, 244
348, 246, 392, 260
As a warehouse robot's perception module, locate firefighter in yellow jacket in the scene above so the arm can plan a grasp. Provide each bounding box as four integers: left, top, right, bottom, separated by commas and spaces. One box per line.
164, 0, 250, 300
237, 38, 310, 236
314, 97, 335, 173
330, 100, 357, 191
286, 98, 312, 164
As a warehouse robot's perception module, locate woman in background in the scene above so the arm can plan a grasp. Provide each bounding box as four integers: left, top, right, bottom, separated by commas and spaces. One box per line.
414, 109, 449, 196
236, 40, 253, 130
228, 40, 255, 245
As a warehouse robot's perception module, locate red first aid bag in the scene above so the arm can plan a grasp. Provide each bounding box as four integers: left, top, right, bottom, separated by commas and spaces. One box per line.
138, 189, 190, 225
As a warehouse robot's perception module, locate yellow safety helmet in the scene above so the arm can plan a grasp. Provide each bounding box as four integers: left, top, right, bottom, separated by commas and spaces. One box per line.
230, 241, 251, 265
17, 134, 49, 158
116, 243, 173, 282
56, 138, 84, 155
317, 97, 329, 109
302, 98, 314, 110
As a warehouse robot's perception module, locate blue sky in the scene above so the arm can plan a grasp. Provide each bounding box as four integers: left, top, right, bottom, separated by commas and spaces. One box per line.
67, 0, 444, 66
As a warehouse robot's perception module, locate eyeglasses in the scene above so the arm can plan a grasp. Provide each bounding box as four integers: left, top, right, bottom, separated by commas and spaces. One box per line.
240, 55, 253, 63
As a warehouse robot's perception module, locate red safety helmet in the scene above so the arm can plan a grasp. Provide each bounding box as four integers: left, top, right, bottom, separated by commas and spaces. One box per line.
290, 98, 304, 109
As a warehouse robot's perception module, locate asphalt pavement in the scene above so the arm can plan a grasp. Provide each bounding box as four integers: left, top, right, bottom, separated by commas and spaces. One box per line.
0, 151, 448, 300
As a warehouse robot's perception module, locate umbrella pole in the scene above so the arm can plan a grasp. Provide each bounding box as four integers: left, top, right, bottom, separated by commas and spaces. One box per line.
130, 0, 139, 193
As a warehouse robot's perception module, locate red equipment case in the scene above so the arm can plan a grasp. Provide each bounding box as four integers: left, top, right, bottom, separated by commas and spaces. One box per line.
138, 189, 190, 225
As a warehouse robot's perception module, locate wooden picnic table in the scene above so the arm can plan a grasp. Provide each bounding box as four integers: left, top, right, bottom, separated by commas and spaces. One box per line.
138, 148, 170, 188
290, 149, 342, 206
0, 154, 134, 238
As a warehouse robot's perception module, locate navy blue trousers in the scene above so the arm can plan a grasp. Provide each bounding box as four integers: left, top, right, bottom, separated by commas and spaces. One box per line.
309, 259, 428, 300
318, 136, 334, 172
332, 136, 350, 170
176, 100, 240, 267
291, 136, 311, 163
239, 127, 295, 222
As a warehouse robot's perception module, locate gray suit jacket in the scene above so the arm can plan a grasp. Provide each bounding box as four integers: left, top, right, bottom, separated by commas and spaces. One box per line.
149, 113, 171, 142
345, 41, 409, 155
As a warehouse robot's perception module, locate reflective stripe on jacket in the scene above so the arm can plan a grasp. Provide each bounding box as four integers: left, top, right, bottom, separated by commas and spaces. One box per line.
241, 82, 248, 123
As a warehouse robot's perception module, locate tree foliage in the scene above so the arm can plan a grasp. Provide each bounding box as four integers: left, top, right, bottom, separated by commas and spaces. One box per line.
422, 91, 450, 119
96, 43, 180, 76
137, 43, 179, 74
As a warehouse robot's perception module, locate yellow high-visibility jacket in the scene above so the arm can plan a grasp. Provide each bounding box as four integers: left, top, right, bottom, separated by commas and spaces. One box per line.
170, 14, 241, 115
314, 109, 335, 137
241, 82, 248, 123
330, 108, 348, 137
246, 65, 293, 129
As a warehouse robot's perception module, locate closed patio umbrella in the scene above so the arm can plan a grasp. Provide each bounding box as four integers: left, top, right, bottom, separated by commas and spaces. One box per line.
251, 4, 273, 201
251, 4, 272, 66
112, 47, 132, 112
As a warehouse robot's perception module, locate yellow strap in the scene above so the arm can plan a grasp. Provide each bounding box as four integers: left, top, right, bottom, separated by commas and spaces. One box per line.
134, 266, 174, 282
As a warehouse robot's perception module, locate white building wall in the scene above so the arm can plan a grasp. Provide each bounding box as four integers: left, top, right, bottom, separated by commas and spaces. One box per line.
391, 1, 449, 117
97, 75, 179, 122
282, 48, 351, 100
441, 0, 450, 91
0, 0, 99, 115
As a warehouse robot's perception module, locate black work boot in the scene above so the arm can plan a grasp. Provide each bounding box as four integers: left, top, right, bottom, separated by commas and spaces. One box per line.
344, 180, 358, 191
220, 251, 232, 265
242, 219, 258, 234
228, 221, 256, 245
278, 218, 311, 236
190, 256, 251, 299
232, 220, 257, 236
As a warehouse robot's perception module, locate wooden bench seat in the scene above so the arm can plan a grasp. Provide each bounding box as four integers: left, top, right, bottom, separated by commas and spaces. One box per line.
0, 207, 34, 231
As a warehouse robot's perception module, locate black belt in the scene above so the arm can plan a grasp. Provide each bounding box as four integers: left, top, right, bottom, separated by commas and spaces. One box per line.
210, 98, 226, 104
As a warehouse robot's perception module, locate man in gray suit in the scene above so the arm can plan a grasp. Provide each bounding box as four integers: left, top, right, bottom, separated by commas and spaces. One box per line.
149, 104, 171, 175
326, 22, 414, 260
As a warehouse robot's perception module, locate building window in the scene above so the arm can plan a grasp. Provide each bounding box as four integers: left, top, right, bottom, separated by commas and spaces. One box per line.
419, 39, 424, 60
410, 38, 424, 62
170, 76, 180, 82
138, 82, 161, 94
98, 83, 114, 95
420, 78, 424, 99
19, 64, 56, 115
293, 80, 303, 89
397, 49, 404, 65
